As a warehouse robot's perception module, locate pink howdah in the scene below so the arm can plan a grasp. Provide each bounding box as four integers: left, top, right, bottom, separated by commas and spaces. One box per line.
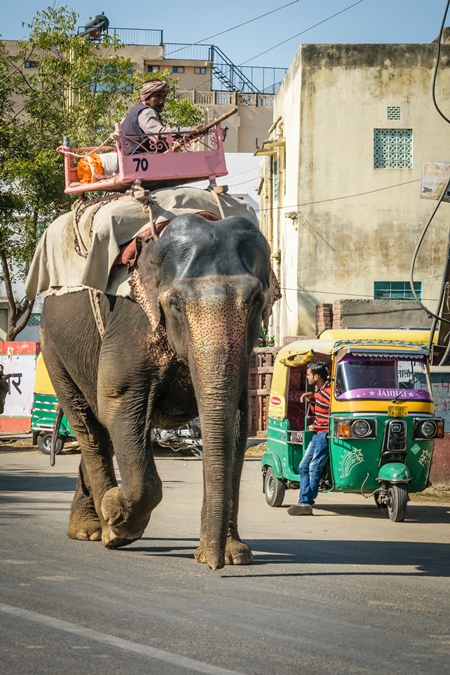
58, 123, 228, 195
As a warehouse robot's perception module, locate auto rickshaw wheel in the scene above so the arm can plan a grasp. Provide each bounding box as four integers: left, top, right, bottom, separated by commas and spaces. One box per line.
37, 432, 64, 456
264, 467, 286, 507
387, 484, 408, 522
373, 492, 383, 508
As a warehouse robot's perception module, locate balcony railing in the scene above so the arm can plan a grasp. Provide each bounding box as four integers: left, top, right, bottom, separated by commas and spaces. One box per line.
176, 90, 275, 107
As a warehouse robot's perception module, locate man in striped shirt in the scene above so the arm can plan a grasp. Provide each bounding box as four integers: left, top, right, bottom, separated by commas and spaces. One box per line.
288, 361, 331, 516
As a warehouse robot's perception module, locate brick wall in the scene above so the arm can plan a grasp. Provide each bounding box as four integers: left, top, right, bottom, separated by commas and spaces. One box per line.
316, 303, 333, 333
315, 299, 431, 334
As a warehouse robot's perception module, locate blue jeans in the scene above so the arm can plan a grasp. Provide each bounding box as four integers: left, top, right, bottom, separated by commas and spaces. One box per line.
298, 431, 329, 505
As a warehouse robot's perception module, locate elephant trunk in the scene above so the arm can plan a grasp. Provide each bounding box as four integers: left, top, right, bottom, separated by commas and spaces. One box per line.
188, 316, 248, 569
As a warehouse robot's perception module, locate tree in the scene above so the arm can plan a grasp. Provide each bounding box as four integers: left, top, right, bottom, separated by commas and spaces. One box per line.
0, 5, 203, 340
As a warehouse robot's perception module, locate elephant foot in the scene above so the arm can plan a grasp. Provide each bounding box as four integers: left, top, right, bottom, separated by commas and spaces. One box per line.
224, 536, 254, 566
101, 524, 143, 549
67, 517, 102, 542
194, 537, 253, 569
100, 487, 148, 549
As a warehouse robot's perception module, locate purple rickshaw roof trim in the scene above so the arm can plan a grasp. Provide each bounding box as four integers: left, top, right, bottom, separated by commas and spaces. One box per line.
336, 388, 432, 401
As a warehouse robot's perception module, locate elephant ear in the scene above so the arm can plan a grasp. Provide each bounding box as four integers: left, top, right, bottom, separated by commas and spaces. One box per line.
262, 267, 282, 330
129, 236, 161, 333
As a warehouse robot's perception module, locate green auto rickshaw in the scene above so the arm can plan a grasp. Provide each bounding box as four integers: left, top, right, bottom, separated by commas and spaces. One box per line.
31, 353, 75, 455
261, 329, 444, 521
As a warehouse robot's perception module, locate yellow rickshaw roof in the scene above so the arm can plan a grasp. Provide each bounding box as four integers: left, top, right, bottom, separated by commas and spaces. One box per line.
276, 330, 432, 368
34, 352, 56, 395
319, 328, 436, 344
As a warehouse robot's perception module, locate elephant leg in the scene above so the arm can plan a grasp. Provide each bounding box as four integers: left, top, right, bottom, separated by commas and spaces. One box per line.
96, 353, 163, 547
61, 387, 120, 544
225, 404, 253, 565
68, 455, 104, 542
40, 356, 119, 544
195, 393, 253, 566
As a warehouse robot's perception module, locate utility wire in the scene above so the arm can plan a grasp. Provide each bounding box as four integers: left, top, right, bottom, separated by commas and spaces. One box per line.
239, 0, 364, 66
281, 286, 439, 302
432, 0, 450, 125
253, 178, 421, 213
409, 0, 450, 342
164, 1, 300, 59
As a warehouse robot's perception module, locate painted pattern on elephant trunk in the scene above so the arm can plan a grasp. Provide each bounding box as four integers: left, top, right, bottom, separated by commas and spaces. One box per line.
182, 278, 254, 568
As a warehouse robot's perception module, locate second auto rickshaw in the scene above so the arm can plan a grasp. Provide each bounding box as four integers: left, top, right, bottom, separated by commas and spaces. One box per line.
261, 329, 444, 521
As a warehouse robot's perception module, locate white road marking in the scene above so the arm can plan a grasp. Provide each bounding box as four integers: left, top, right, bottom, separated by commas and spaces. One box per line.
0, 602, 244, 675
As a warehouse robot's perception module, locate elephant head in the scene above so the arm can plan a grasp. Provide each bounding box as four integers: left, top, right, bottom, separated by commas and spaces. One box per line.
130, 214, 275, 568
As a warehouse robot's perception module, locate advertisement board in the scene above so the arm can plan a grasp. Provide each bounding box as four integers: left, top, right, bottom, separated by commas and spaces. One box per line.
0, 342, 40, 433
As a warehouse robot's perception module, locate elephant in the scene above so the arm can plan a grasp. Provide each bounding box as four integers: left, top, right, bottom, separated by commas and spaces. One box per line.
39, 213, 275, 570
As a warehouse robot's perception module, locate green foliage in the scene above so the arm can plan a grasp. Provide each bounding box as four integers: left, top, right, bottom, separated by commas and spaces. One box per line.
0, 5, 203, 336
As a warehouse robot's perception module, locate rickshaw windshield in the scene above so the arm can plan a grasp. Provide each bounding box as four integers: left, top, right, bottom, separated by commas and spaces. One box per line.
334, 355, 432, 401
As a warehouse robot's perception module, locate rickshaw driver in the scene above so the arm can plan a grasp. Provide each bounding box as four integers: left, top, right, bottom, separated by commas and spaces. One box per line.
288, 361, 331, 516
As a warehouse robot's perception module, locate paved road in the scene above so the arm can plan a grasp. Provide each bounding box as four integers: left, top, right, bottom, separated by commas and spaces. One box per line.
1, 449, 449, 675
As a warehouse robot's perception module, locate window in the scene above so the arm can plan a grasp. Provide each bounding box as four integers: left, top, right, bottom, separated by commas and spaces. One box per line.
25, 61, 38, 68
194, 67, 206, 74
374, 281, 422, 300
387, 106, 402, 121
28, 313, 41, 326
147, 65, 160, 72
374, 129, 412, 168
172, 66, 184, 73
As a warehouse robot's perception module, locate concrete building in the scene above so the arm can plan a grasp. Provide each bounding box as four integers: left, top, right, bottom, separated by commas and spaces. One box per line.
257, 40, 450, 344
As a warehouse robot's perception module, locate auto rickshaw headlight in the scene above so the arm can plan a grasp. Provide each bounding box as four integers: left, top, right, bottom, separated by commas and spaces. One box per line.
352, 420, 371, 438
413, 418, 445, 439
335, 418, 375, 439
421, 421, 437, 438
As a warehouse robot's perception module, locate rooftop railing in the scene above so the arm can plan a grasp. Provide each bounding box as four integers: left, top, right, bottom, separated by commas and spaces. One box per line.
77, 27, 287, 94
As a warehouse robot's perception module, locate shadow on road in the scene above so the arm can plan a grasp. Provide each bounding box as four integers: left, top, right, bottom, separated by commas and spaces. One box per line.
116, 533, 450, 578
0, 472, 77, 495
290, 502, 450, 524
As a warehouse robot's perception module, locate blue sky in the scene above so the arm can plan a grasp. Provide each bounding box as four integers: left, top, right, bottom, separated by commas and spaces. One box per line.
1, 1, 450, 69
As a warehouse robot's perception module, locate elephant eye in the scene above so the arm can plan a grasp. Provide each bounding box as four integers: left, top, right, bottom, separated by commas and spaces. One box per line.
169, 297, 181, 313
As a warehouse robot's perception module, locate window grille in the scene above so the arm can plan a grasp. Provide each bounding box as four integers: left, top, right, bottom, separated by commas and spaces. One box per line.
28, 313, 41, 325
172, 66, 184, 73
273, 159, 279, 202
374, 129, 412, 168
147, 65, 160, 72
374, 281, 421, 301
386, 106, 401, 121
25, 61, 38, 68
194, 67, 206, 74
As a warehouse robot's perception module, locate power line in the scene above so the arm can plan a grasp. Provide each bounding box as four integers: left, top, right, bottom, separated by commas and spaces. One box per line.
239, 0, 365, 66
164, 1, 300, 59
281, 286, 438, 302
253, 178, 421, 213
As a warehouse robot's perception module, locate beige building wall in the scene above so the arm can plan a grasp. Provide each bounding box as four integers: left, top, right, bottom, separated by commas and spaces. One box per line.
259, 43, 450, 343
